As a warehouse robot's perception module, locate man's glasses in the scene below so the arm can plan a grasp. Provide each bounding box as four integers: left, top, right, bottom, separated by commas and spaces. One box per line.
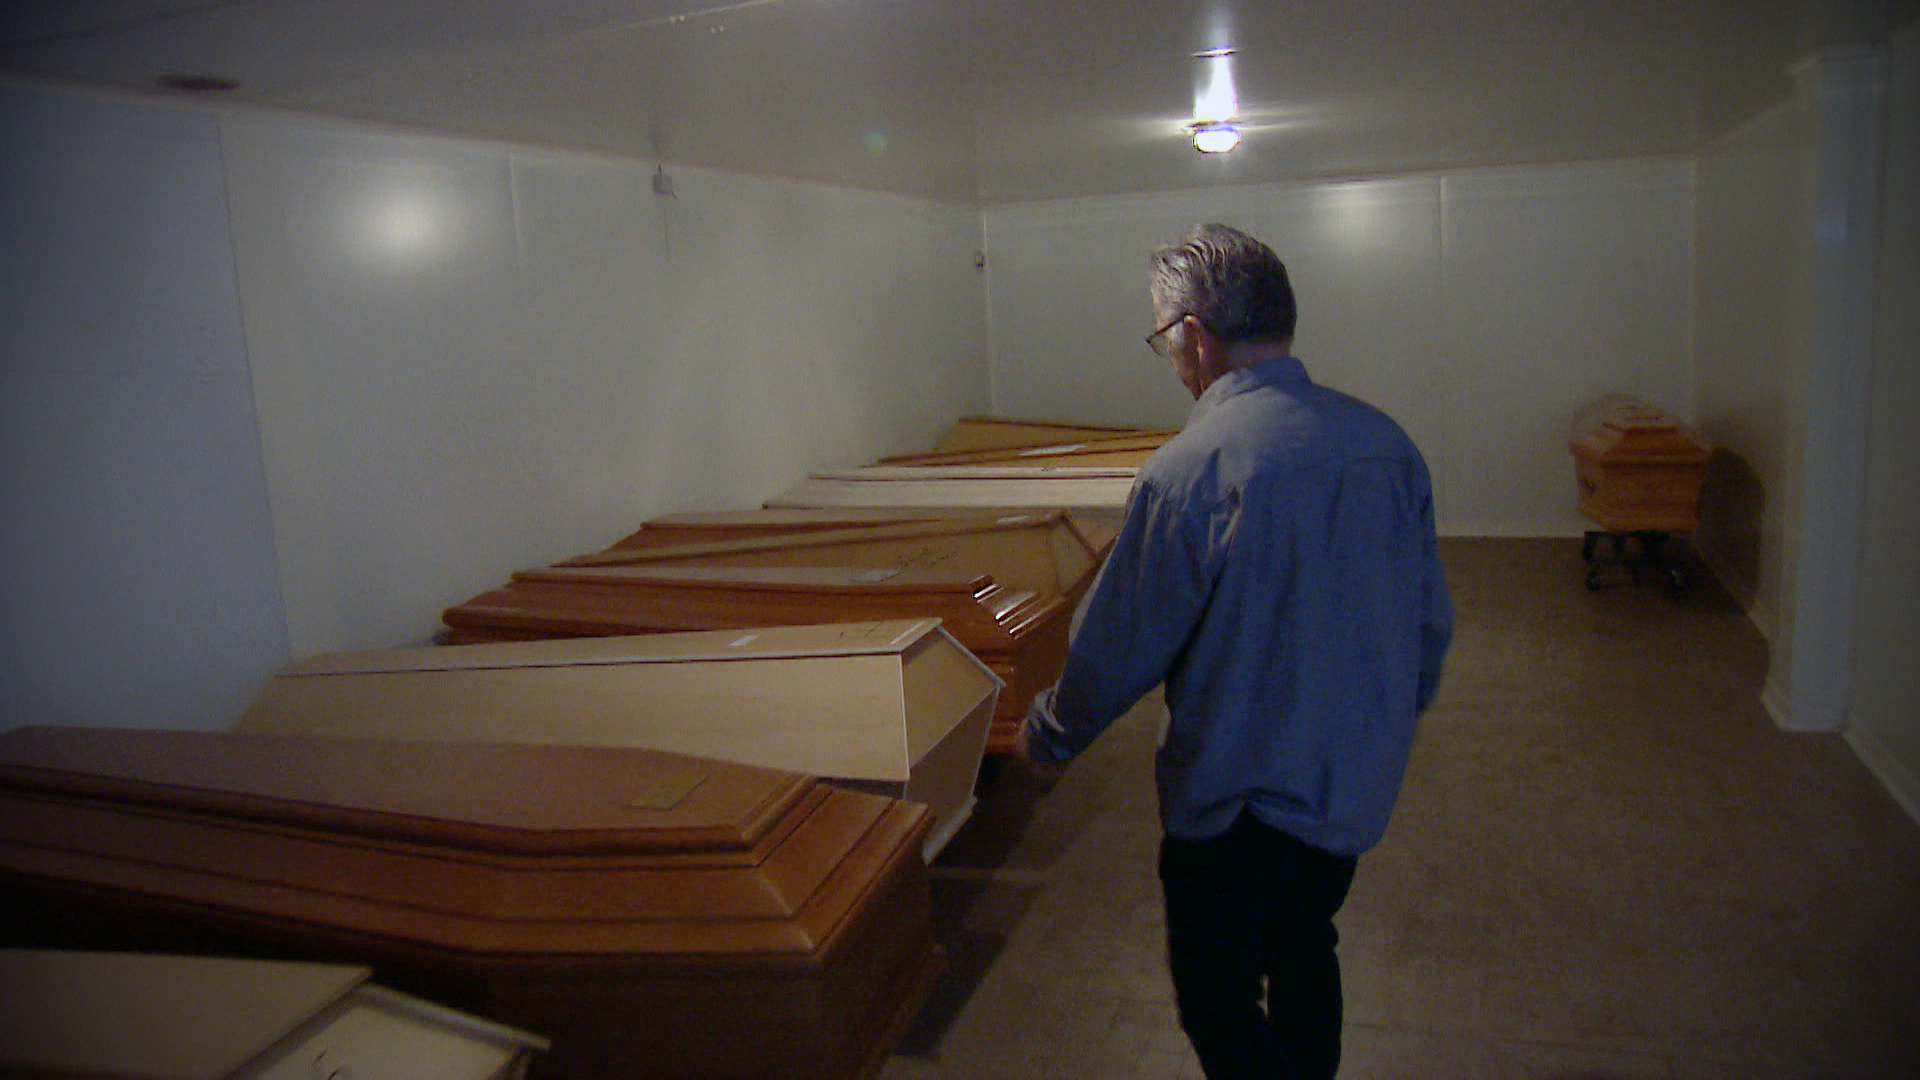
1145, 314, 1187, 357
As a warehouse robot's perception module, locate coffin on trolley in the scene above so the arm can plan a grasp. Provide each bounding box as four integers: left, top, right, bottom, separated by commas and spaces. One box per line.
1568, 394, 1713, 589
239, 619, 998, 859
0, 727, 937, 1080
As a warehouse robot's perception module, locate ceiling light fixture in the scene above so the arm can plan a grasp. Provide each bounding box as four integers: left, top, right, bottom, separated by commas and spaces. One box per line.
1189, 46, 1241, 154
1190, 122, 1242, 154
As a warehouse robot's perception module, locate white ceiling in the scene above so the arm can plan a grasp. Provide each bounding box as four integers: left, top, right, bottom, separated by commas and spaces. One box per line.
2, 0, 1912, 204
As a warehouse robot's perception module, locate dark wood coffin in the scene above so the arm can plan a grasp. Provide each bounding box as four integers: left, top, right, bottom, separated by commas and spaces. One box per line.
1569, 394, 1712, 533
446, 514, 1108, 754
0, 727, 938, 1080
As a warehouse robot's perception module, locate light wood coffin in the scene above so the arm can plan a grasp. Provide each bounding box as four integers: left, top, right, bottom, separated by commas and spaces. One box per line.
765, 465, 1137, 514
0, 950, 549, 1079
927, 415, 1166, 454
1569, 394, 1712, 534
444, 517, 1107, 754
878, 431, 1172, 469
0, 727, 938, 1080
238, 619, 998, 859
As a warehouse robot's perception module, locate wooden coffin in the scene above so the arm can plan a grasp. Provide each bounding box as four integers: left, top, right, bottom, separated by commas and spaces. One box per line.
560, 511, 1104, 580
238, 619, 998, 859
445, 570, 1063, 756
1569, 394, 1712, 533
765, 465, 1137, 514
603, 507, 1122, 560
605, 507, 1011, 550
878, 430, 1172, 468
0, 949, 549, 1079
0, 727, 938, 1080
446, 516, 1108, 754
927, 415, 1165, 453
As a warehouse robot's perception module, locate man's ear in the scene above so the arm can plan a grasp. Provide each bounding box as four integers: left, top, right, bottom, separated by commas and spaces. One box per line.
1187, 316, 1223, 365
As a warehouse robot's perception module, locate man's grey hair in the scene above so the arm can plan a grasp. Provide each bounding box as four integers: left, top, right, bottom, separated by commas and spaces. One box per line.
1149, 224, 1297, 344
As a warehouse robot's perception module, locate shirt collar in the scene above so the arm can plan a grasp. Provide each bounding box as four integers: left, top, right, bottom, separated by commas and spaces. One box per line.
1188, 354, 1310, 424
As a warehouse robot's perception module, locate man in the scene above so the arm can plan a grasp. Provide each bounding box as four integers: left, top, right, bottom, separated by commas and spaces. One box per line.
1016, 223, 1452, 1080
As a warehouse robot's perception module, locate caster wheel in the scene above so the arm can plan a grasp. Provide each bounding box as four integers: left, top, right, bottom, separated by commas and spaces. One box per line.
1668, 566, 1688, 591
1586, 566, 1605, 591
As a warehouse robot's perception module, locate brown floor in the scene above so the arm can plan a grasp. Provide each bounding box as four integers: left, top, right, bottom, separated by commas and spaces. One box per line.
879, 537, 1920, 1080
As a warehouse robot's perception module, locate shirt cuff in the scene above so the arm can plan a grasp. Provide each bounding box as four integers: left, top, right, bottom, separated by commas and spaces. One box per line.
1023, 685, 1076, 764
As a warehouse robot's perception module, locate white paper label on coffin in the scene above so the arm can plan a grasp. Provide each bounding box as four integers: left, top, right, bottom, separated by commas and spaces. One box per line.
237, 619, 1001, 859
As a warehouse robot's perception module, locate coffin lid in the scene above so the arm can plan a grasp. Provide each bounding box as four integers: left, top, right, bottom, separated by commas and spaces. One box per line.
0, 726, 814, 859
767, 466, 1138, 512
808, 465, 1137, 481
930, 415, 1171, 453
560, 510, 1101, 582
0, 728, 932, 961
516, 563, 998, 592
249, 620, 1000, 785
1568, 393, 1711, 461
284, 617, 978, 678
879, 431, 1170, 467
0, 950, 372, 1080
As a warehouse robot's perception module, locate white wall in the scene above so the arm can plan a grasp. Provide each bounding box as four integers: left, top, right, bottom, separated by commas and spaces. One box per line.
1691, 99, 1804, 635
0, 84, 290, 731
1846, 19, 1920, 821
981, 158, 1695, 537
1, 84, 990, 728
223, 116, 990, 658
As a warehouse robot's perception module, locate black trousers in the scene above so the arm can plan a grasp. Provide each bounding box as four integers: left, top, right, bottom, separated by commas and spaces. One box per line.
1159, 811, 1360, 1080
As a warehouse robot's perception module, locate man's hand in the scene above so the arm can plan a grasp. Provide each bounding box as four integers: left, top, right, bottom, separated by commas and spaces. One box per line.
1010, 712, 1067, 783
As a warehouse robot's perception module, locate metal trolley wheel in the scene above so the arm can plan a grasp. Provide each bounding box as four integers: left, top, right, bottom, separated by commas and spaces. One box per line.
1582, 529, 1689, 591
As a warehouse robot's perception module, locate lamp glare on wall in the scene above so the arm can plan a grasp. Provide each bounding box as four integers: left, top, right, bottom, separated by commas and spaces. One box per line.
1191, 122, 1241, 154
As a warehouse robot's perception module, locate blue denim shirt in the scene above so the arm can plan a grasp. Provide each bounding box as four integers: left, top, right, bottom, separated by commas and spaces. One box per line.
1025, 355, 1452, 855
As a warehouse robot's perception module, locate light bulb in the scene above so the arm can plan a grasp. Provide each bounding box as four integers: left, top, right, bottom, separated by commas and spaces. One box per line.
1191, 123, 1241, 154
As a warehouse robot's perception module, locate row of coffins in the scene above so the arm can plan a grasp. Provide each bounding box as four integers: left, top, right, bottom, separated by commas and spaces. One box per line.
0, 415, 1172, 1079
0, 726, 937, 1080
439, 414, 1178, 755
441, 513, 1102, 757
767, 415, 1167, 516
